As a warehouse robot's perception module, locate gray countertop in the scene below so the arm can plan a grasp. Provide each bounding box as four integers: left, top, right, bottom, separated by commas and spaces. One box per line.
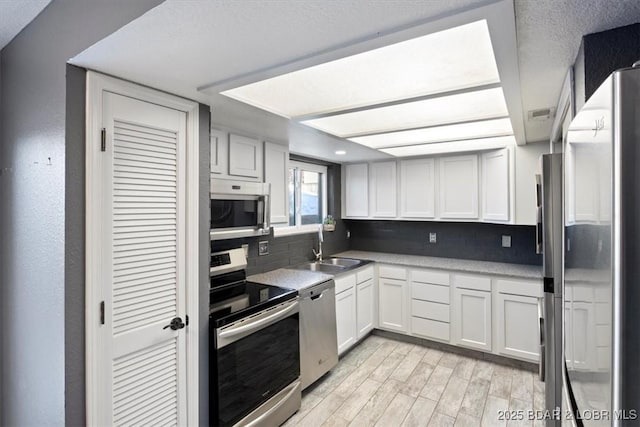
334, 250, 542, 279
248, 268, 333, 291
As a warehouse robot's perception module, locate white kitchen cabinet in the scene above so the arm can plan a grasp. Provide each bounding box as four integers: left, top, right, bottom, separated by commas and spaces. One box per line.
439, 154, 479, 219
264, 142, 289, 224
335, 282, 357, 355
228, 133, 263, 180
400, 158, 435, 218
481, 149, 510, 222
410, 268, 451, 342
378, 274, 408, 333
356, 278, 375, 338
344, 163, 369, 218
210, 128, 228, 175
495, 279, 542, 362
370, 161, 397, 218
452, 283, 491, 351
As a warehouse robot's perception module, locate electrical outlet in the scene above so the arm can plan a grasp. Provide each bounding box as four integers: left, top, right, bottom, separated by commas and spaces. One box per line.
429, 233, 437, 243
258, 241, 269, 256
502, 235, 512, 248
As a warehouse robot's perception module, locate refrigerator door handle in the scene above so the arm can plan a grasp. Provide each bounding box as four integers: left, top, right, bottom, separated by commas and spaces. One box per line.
538, 297, 545, 382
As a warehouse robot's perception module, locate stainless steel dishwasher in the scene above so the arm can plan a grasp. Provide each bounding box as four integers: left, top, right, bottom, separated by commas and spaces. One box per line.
298, 279, 338, 390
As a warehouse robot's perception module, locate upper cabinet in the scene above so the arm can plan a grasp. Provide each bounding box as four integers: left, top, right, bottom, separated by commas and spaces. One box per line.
210, 129, 263, 182
481, 149, 510, 222
264, 142, 289, 224
343, 149, 513, 224
228, 134, 263, 180
370, 161, 397, 218
439, 154, 479, 219
400, 158, 435, 218
344, 163, 369, 218
210, 128, 228, 175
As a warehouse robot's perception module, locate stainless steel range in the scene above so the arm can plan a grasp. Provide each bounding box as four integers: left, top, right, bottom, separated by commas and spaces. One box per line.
209, 248, 300, 427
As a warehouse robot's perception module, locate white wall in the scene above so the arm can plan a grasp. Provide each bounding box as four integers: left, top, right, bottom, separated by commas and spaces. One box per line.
0, 1, 162, 425
514, 141, 550, 224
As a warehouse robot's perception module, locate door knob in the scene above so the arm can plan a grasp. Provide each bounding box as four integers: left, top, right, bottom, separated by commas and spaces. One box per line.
163, 316, 185, 330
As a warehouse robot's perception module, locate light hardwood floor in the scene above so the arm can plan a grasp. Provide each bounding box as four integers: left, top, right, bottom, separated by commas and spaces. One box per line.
284, 335, 545, 427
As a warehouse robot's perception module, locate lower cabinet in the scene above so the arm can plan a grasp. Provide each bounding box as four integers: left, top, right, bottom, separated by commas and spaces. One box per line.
495, 278, 543, 362
356, 278, 375, 338
452, 286, 492, 352
335, 284, 356, 355
335, 266, 376, 355
378, 276, 408, 333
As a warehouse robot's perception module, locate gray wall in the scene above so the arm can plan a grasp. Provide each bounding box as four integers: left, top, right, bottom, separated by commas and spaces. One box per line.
0, 1, 163, 425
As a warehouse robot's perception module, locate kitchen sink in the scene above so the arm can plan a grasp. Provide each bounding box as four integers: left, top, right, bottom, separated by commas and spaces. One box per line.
321, 257, 363, 268
294, 257, 369, 274
298, 262, 346, 273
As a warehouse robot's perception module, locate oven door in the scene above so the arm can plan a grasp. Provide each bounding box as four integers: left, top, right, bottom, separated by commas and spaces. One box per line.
211, 300, 300, 427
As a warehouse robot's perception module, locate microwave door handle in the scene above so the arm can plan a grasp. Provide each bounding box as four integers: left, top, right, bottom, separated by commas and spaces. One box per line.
262, 194, 270, 232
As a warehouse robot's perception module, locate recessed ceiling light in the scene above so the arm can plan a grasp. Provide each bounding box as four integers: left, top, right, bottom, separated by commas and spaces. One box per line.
380, 135, 515, 157
301, 87, 509, 138
349, 118, 513, 149
221, 20, 499, 118
335, 150, 347, 155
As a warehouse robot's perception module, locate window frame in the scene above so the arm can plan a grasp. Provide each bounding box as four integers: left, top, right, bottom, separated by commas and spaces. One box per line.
273, 160, 328, 237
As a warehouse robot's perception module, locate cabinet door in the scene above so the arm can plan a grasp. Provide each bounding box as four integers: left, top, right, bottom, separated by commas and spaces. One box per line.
378, 277, 407, 333
264, 142, 289, 224
229, 133, 263, 179
496, 293, 539, 361
481, 149, 509, 221
356, 279, 375, 338
370, 161, 397, 217
210, 128, 228, 175
453, 287, 491, 351
336, 287, 357, 355
344, 163, 368, 217
400, 158, 435, 218
569, 301, 595, 370
439, 155, 479, 219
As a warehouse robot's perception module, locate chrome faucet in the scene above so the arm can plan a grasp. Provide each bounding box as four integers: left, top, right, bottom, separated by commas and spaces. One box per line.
312, 224, 323, 262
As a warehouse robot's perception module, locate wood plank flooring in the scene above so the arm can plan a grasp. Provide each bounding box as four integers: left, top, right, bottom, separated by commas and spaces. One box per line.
284, 335, 545, 427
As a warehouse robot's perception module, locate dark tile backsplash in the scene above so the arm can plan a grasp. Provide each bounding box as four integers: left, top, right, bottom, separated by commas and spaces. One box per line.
345, 220, 542, 265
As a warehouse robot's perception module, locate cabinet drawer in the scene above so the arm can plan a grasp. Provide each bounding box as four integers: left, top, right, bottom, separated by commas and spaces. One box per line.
412, 317, 450, 341
412, 282, 450, 304
454, 273, 491, 292
411, 269, 449, 286
378, 265, 407, 280
356, 266, 374, 284
496, 279, 542, 297
412, 300, 449, 322
335, 274, 356, 294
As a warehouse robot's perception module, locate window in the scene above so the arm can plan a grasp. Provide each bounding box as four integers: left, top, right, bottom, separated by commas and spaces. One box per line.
286, 160, 327, 231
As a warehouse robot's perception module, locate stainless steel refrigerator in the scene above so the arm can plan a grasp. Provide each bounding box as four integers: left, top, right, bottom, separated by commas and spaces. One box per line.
536, 152, 563, 426
563, 66, 640, 426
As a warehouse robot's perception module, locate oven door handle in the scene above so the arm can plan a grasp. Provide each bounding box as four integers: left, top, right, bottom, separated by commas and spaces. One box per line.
217, 300, 298, 348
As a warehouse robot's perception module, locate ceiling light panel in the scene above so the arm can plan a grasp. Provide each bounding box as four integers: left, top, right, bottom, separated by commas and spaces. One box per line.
221, 20, 499, 118
301, 87, 509, 137
349, 118, 513, 148
380, 135, 516, 157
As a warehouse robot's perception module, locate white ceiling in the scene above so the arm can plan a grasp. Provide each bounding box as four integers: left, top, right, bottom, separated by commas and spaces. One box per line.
69, 0, 640, 162
0, 0, 51, 51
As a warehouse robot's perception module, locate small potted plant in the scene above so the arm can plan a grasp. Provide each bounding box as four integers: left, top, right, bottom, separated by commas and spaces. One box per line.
323, 215, 336, 231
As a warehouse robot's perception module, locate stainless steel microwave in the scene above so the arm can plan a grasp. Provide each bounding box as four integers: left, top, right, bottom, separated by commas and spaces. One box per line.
210, 179, 270, 240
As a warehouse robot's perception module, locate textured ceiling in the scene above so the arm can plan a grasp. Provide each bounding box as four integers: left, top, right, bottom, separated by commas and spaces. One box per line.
70, 0, 640, 160
0, 0, 51, 51
515, 0, 640, 142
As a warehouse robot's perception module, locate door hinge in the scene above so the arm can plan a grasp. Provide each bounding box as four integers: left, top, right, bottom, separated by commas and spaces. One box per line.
100, 128, 106, 152
100, 301, 105, 325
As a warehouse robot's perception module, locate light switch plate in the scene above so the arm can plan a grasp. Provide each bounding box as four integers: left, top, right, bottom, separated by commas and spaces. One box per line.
258, 241, 269, 256
429, 233, 437, 243
501, 235, 511, 248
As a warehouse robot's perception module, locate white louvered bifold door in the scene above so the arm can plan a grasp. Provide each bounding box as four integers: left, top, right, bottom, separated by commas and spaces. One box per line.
100, 92, 188, 426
